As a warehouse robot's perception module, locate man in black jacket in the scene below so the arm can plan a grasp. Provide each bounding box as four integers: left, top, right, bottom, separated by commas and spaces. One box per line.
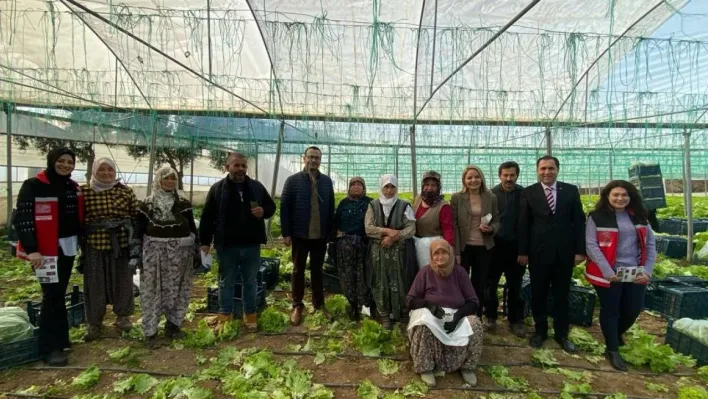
487, 161, 526, 338
199, 152, 276, 331
280, 146, 335, 326
518, 156, 586, 352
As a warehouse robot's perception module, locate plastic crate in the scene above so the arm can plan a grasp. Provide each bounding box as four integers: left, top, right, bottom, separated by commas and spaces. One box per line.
644, 198, 668, 210
628, 164, 662, 179
630, 175, 663, 189
666, 321, 708, 366
644, 279, 683, 312
26, 285, 85, 328
322, 271, 341, 294
656, 286, 708, 319
682, 219, 708, 234
0, 328, 40, 370
260, 257, 280, 289
665, 275, 708, 288
520, 278, 596, 327
658, 218, 685, 235
656, 236, 690, 259
206, 287, 266, 317
639, 186, 666, 201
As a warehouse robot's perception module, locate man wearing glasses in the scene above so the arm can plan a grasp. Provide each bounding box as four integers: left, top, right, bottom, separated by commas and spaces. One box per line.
280, 146, 336, 325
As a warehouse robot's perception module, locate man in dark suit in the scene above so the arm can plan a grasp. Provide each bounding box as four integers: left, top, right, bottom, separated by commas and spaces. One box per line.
517, 156, 586, 352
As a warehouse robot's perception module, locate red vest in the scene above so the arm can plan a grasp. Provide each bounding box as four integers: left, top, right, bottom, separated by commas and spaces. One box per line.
585, 211, 648, 287
16, 171, 84, 259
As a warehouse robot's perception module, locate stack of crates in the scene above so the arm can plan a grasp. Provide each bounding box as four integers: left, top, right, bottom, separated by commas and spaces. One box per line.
628, 163, 666, 210
519, 274, 597, 326
644, 275, 708, 319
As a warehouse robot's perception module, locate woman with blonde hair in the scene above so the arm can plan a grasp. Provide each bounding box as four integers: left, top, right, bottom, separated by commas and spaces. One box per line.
450, 165, 499, 320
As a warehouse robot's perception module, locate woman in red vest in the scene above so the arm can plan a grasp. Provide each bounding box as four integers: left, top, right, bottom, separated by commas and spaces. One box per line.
14, 148, 84, 366
585, 180, 656, 371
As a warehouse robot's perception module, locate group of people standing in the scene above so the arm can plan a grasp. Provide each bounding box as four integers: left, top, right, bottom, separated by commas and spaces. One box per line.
13, 145, 656, 386
14, 149, 200, 365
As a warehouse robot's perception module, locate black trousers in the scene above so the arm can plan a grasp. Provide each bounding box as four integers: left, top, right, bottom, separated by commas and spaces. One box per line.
486, 239, 526, 324
461, 245, 492, 317
594, 282, 646, 351
529, 254, 573, 339
291, 238, 327, 309
39, 253, 74, 355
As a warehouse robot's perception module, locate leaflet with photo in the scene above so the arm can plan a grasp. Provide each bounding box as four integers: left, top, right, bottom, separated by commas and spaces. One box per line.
616, 266, 645, 283
34, 256, 59, 284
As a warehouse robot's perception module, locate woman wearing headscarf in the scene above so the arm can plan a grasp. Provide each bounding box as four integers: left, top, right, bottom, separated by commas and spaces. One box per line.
131, 166, 199, 348
333, 177, 373, 321
406, 239, 483, 387
412, 171, 454, 269
14, 148, 83, 366
80, 157, 139, 341
450, 165, 500, 320
365, 174, 417, 329
585, 180, 656, 371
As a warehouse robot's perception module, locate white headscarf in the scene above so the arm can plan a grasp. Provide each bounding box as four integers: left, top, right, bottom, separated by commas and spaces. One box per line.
89, 157, 120, 192
378, 174, 416, 221
148, 165, 180, 222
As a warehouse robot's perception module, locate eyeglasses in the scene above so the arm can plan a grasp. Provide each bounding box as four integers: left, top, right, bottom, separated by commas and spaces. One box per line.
305, 155, 321, 160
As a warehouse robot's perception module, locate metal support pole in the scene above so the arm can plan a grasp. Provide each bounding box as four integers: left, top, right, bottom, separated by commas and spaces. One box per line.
545, 127, 552, 155
189, 137, 195, 202
267, 121, 284, 240
394, 147, 399, 177
684, 130, 694, 259
410, 125, 418, 194
255, 143, 259, 180
5, 103, 12, 225
609, 150, 613, 181
327, 146, 331, 175
146, 118, 158, 196
270, 121, 284, 198
207, 0, 213, 80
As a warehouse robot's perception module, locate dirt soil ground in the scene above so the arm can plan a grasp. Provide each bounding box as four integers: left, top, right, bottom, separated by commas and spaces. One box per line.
0, 276, 702, 399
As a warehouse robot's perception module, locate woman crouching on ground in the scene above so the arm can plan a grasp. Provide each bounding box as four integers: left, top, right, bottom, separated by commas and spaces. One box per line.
406, 239, 483, 387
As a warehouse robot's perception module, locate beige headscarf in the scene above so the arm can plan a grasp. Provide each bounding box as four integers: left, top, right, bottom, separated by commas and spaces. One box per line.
89, 157, 120, 192
147, 166, 180, 222
429, 239, 454, 277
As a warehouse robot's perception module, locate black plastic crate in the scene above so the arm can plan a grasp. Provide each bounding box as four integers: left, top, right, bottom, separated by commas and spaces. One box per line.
322, 271, 341, 294
666, 321, 708, 366
656, 236, 690, 259
645, 279, 684, 312
206, 287, 266, 317
658, 219, 685, 235
26, 285, 85, 328
520, 278, 596, 327
260, 257, 280, 289
639, 186, 666, 201
683, 219, 708, 234
665, 275, 708, 287
656, 286, 708, 319
628, 164, 662, 179
644, 197, 668, 211
0, 328, 40, 370
630, 175, 663, 188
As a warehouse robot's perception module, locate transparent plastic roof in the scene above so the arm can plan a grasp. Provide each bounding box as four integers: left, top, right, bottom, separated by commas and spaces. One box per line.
0, 0, 701, 124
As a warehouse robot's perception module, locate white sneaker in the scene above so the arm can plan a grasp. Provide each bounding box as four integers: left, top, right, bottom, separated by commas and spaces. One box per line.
461, 370, 477, 386
420, 372, 436, 387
